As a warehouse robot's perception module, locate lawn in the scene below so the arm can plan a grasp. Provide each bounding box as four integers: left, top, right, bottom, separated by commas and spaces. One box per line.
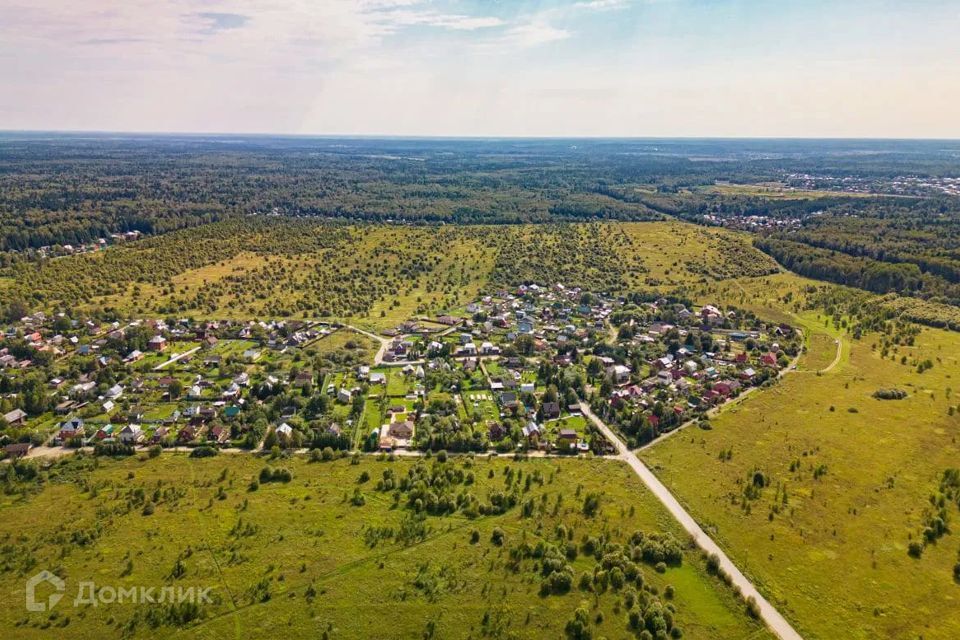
0, 453, 769, 640
461, 392, 499, 422
382, 368, 415, 397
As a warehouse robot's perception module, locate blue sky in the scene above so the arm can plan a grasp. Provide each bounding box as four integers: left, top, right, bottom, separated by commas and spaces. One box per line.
1, 0, 958, 137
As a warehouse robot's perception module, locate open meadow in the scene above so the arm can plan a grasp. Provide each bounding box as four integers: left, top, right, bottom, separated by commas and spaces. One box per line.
0, 453, 770, 640
641, 303, 960, 639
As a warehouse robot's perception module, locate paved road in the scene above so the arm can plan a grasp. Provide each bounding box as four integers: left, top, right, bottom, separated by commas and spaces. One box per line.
580, 402, 803, 640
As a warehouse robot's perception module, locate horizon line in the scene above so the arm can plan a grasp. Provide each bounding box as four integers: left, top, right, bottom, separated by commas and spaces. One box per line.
2, 128, 959, 143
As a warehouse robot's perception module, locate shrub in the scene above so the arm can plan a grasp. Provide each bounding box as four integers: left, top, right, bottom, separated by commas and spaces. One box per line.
259, 466, 292, 484
582, 492, 601, 517
705, 553, 721, 575
94, 443, 134, 457
873, 388, 908, 400
491, 527, 505, 546
578, 572, 592, 591
190, 446, 217, 458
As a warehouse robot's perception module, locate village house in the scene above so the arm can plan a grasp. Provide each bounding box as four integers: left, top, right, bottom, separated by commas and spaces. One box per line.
488, 422, 507, 441
3, 408, 27, 426
222, 383, 241, 399
522, 421, 541, 445
55, 400, 76, 415
608, 364, 632, 385
701, 305, 723, 325
390, 420, 414, 439
480, 341, 500, 355
94, 424, 115, 441
275, 422, 293, 439
119, 424, 144, 445
57, 418, 84, 442
557, 428, 579, 449
209, 425, 230, 444
541, 401, 561, 420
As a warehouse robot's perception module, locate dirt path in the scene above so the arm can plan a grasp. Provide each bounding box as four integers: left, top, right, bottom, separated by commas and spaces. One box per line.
820, 338, 842, 373
580, 402, 803, 640
153, 346, 201, 370
345, 325, 392, 364
11, 442, 606, 462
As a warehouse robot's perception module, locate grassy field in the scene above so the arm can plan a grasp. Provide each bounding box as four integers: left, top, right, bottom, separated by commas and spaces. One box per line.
697, 183, 878, 200
640, 307, 960, 639
0, 454, 769, 640
308, 330, 377, 357
6, 220, 778, 331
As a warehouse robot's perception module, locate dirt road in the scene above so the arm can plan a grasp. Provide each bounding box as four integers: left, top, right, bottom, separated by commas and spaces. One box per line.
580, 402, 803, 640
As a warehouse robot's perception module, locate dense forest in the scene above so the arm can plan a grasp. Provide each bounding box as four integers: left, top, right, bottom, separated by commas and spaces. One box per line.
750, 196, 960, 307
3, 134, 960, 251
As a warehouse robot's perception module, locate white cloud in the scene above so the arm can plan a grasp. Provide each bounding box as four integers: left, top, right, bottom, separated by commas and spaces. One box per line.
503, 21, 570, 47
376, 9, 504, 31
572, 0, 631, 11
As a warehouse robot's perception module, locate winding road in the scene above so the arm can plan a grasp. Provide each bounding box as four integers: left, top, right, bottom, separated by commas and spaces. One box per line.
580, 402, 803, 640
345, 325, 393, 365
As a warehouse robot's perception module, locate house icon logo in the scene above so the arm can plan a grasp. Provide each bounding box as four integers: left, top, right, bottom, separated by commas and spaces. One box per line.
26, 570, 65, 612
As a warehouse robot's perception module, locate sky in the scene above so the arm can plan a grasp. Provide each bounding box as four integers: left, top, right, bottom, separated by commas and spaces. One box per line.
1, 0, 959, 138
